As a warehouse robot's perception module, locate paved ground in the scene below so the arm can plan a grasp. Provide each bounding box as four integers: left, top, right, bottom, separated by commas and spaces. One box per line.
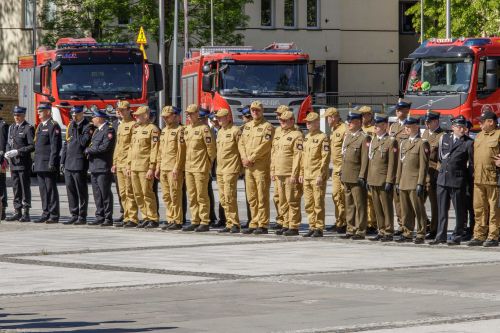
1, 181, 498, 333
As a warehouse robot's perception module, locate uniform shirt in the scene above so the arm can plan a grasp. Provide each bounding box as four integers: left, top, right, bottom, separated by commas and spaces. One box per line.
184, 122, 216, 173
329, 122, 347, 173
473, 129, 500, 185
157, 123, 186, 172
396, 136, 430, 190
86, 121, 116, 173
128, 122, 160, 172
422, 127, 444, 171
113, 119, 136, 169
6, 120, 34, 171
216, 124, 241, 175
271, 127, 303, 177
61, 118, 94, 171
367, 133, 398, 186
33, 118, 62, 173
340, 129, 370, 184
389, 120, 408, 142
238, 118, 274, 167
302, 130, 330, 180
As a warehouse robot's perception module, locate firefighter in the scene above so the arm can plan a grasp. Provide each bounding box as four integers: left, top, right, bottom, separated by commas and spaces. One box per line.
239, 100, 274, 234
86, 109, 116, 226
360, 105, 377, 235
324, 107, 347, 233
112, 104, 124, 224
238, 106, 253, 227
33, 103, 62, 224
182, 104, 216, 232
4, 106, 34, 222
422, 110, 445, 239
302, 112, 330, 237
468, 110, 500, 247
156, 106, 186, 230
208, 111, 227, 227
395, 114, 430, 244
271, 110, 303, 236
61, 105, 94, 225
127, 106, 161, 229
112, 100, 139, 228
215, 108, 242, 233
366, 113, 398, 241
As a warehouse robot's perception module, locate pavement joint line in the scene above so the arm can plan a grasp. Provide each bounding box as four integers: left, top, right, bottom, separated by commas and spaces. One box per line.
270, 311, 500, 333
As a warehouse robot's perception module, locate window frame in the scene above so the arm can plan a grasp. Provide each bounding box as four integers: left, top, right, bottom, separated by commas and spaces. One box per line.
260, 0, 275, 28
306, 0, 320, 29
399, 1, 418, 35
283, 0, 298, 29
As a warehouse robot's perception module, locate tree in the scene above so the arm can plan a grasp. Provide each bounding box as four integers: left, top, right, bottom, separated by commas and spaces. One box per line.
406, 0, 500, 40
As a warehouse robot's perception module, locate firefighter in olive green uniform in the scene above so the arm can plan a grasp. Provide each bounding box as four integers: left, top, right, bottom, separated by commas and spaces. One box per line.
215, 108, 242, 233
468, 110, 500, 247
324, 107, 347, 233
271, 111, 303, 236
302, 112, 330, 237
127, 106, 160, 228
340, 110, 371, 239
395, 114, 430, 244
421, 110, 444, 239
156, 106, 186, 230
182, 104, 217, 232
367, 114, 398, 241
360, 105, 377, 234
239, 101, 274, 235
112, 100, 139, 227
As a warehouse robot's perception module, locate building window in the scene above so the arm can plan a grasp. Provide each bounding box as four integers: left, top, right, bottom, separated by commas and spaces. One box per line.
24, 0, 35, 29
284, 0, 296, 28
261, 0, 274, 27
400, 1, 417, 34
307, 0, 319, 28
118, 15, 130, 25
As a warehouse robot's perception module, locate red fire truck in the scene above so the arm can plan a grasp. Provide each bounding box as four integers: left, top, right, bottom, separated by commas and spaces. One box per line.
181, 43, 312, 126
401, 37, 500, 130
18, 37, 163, 127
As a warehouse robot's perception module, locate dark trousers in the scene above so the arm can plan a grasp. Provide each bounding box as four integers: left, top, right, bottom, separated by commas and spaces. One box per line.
91, 172, 113, 222
436, 185, 466, 241
65, 170, 88, 219
37, 172, 59, 220
0, 173, 7, 208
11, 170, 31, 210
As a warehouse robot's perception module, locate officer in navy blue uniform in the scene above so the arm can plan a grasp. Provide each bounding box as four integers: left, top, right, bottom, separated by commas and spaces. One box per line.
61, 105, 94, 225
33, 103, 62, 223
5, 106, 34, 222
0, 107, 8, 220
430, 116, 474, 245
85, 109, 116, 226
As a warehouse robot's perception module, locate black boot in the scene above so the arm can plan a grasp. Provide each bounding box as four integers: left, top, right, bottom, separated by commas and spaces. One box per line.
19, 208, 31, 222
5, 209, 22, 222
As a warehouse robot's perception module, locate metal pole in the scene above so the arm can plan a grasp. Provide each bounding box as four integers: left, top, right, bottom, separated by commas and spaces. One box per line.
446, 0, 451, 38
210, 0, 214, 46
159, 0, 165, 127
420, 0, 424, 44
32, 0, 37, 52
184, 0, 189, 58
172, 0, 179, 107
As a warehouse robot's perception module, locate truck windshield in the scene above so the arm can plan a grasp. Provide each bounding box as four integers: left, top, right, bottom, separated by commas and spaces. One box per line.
406, 58, 473, 94
56, 63, 143, 99
220, 62, 308, 96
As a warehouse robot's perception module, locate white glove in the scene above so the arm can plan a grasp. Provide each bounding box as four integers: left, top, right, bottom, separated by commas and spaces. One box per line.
5, 150, 18, 158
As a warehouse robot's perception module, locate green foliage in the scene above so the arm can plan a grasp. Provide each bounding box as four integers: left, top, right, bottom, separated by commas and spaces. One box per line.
406, 0, 500, 40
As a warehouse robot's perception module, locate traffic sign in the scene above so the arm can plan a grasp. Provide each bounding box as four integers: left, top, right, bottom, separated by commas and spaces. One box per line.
136, 26, 147, 45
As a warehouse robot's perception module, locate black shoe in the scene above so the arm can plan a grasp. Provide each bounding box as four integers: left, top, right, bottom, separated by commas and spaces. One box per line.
429, 239, 446, 245
312, 229, 323, 238
161, 222, 173, 230
447, 239, 461, 246
394, 236, 413, 243
34, 216, 49, 223
114, 222, 125, 227
45, 219, 59, 224
230, 225, 241, 234
284, 229, 299, 236
123, 222, 138, 228
366, 227, 378, 235
242, 228, 256, 234
182, 224, 198, 232
369, 234, 384, 241
218, 227, 231, 233
253, 227, 268, 235
5, 211, 22, 222
101, 221, 113, 227
380, 235, 393, 242
413, 237, 424, 244
136, 220, 150, 228
352, 234, 365, 240
211, 221, 225, 228
63, 216, 79, 225
145, 221, 159, 229
336, 226, 347, 234
74, 219, 87, 225
276, 228, 288, 235
340, 234, 353, 239
113, 215, 124, 223
467, 239, 484, 247
483, 240, 499, 247
394, 229, 403, 236
425, 233, 436, 240
303, 230, 315, 238
271, 223, 283, 230
19, 214, 31, 223
195, 224, 210, 232
88, 220, 103, 226
168, 223, 183, 230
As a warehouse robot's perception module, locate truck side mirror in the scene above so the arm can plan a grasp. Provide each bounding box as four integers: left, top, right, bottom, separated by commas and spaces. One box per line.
34, 66, 43, 95
202, 75, 213, 93
202, 64, 211, 74
486, 59, 498, 91
399, 73, 406, 95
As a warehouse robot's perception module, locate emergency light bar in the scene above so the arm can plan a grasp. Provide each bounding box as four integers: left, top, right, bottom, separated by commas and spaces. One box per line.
200, 46, 254, 55
56, 42, 137, 50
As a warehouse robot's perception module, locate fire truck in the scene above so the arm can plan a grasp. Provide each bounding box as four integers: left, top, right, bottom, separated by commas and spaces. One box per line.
181, 43, 312, 126
400, 37, 500, 130
18, 37, 163, 127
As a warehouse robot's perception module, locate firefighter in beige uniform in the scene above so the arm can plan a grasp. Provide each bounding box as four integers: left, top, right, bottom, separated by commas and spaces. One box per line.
367, 113, 398, 241
239, 100, 274, 235
340, 110, 371, 239
182, 104, 217, 232
324, 107, 347, 233
360, 105, 377, 233
126, 106, 160, 228
156, 106, 186, 230
215, 108, 242, 233
271, 110, 303, 236
112, 100, 138, 227
302, 112, 330, 237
